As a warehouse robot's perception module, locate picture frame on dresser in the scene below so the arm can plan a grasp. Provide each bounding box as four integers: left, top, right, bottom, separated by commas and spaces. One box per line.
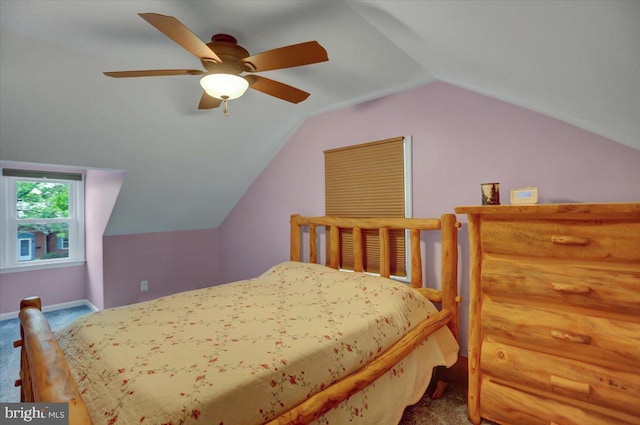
454, 203, 640, 425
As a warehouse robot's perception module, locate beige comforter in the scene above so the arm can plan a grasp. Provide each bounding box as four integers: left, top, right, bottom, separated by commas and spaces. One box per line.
56, 261, 458, 424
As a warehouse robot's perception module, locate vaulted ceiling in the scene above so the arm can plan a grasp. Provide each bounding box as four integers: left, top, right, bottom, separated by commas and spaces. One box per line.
1, 1, 638, 235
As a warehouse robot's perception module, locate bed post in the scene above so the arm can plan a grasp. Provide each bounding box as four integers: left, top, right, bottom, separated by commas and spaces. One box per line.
16, 296, 94, 424
427, 214, 461, 400
440, 214, 460, 341
15, 296, 41, 402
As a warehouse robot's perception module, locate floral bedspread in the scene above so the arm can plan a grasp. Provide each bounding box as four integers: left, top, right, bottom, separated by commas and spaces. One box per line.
56, 261, 458, 425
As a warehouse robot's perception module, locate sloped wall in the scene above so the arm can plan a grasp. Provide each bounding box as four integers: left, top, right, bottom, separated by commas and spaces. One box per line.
84, 168, 126, 310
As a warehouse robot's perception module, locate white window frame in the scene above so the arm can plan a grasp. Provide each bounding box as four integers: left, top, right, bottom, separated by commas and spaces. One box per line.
0, 170, 85, 273
401, 135, 413, 282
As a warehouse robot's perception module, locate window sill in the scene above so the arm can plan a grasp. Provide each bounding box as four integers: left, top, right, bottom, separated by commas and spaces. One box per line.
0, 259, 86, 274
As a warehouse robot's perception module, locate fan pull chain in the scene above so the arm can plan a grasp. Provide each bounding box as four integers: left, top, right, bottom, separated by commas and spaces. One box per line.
222, 96, 230, 117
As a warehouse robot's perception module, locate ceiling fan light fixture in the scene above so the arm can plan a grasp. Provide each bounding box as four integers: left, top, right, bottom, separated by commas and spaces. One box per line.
200, 73, 249, 100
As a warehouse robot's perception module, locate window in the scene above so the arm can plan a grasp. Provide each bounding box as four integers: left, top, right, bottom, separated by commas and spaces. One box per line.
18, 233, 35, 261
1, 169, 85, 272
324, 136, 412, 277
58, 236, 70, 250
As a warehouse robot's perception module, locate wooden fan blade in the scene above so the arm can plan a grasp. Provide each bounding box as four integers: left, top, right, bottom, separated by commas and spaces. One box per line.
245, 75, 310, 104
138, 13, 222, 62
198, 92, 222, 109
242, 41, 328, 72
104, 69, 204, 78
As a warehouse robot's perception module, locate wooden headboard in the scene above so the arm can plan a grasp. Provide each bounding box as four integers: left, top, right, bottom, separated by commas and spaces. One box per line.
289, 213, 461, 340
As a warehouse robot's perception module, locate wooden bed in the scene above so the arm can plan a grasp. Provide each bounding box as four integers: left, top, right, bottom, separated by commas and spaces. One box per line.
15, 213, 461, 425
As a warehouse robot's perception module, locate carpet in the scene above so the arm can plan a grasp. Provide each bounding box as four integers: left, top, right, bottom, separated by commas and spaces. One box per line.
1, 306, 481, 424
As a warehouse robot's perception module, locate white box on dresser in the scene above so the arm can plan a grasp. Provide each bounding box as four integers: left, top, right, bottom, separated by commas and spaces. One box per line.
454, 203, 640, 425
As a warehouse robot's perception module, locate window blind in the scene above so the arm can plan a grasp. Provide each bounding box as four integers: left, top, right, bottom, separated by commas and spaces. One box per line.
324, 136, 407, 276
2, 169, 83, 181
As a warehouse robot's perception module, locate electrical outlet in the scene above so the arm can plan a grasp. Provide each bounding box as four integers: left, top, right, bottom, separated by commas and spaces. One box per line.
141, 280, 149, 292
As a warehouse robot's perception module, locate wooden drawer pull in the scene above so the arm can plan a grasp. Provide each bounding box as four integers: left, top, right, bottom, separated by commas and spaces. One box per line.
550, 375, 591, 394
550, 330, 591, 344
551, 235, 590, 246
550, 283, 591, 295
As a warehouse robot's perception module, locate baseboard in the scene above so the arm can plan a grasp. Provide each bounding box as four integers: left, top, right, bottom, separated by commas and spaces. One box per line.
0, 298, 99, 322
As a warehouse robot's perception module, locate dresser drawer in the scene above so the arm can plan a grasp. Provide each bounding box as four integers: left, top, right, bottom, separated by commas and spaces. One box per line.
481, 378, 637, 425
481, 340, 640, 417
482, 299, 640, 373
482, 256, 640, 318
480, 219, 640, 262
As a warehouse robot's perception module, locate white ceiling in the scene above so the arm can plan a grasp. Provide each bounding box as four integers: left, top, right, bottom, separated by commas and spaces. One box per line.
1, 1, 639, 235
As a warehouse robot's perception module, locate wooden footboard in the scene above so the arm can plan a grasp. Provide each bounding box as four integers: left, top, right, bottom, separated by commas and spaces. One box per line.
16, 214, 460, 425
15, 297, 92, 424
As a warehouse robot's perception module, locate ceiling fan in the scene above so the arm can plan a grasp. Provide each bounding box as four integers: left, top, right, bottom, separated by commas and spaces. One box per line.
104, 13, 329, 115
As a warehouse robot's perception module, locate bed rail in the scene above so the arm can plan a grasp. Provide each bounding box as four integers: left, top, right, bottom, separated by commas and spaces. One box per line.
267, 309, 453, 424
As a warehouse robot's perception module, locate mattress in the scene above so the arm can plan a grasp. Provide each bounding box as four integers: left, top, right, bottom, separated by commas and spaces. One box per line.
56, 261, 458, 424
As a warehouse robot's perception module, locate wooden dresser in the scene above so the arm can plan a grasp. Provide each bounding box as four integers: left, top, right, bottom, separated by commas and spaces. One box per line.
454, 203, 640, 425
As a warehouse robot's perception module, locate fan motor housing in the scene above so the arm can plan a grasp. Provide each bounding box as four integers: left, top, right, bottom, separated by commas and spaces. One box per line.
203, 34, 254, 74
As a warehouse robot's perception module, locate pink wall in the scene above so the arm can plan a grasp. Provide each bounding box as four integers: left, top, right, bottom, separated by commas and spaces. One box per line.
1, 225, 223, 314
0, 265, 86, 314
102, 228, 222, 308
219, 81, 640, 352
